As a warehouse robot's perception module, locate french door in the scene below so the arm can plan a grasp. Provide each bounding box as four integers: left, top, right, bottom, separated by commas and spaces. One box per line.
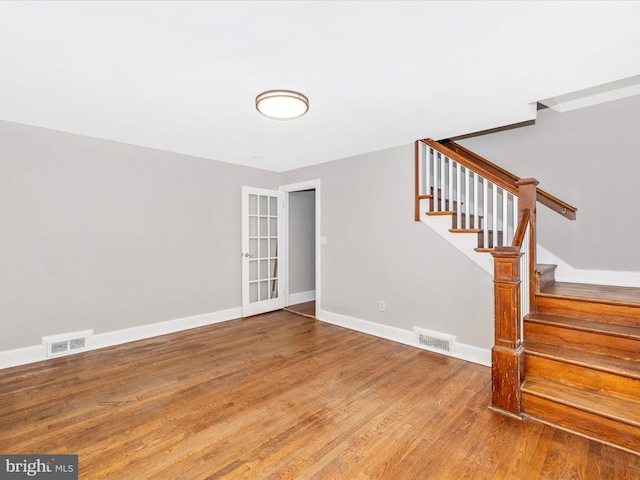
241, 187, 285, 316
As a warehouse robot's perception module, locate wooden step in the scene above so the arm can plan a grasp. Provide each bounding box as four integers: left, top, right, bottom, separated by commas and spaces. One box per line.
524, 341, 640, 401
534, 264, 556, 291
522, 374, 640, 454
524, 313, 640, 361
537, 282, 640, 327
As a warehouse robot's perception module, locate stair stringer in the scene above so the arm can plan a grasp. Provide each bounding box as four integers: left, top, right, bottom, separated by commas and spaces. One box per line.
419, 199, 493, 275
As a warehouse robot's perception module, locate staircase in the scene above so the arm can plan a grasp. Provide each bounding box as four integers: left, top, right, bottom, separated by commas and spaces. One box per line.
415, 138, 640, 455
523, 271, 640, 454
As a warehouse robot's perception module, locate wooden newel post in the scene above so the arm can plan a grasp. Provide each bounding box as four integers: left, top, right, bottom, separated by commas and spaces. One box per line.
490, 178, 538, 416
491, 247, 524, 415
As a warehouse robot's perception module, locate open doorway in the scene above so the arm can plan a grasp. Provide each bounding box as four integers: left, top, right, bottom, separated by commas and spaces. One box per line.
281, 180, 320, 319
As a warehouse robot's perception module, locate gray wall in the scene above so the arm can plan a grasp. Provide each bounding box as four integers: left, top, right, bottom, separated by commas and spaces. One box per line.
282, 145, 494, 349
1, 121, 499, 354
459, 94, 640, 272
288, 190, 316, 295
0, 121, 279, 350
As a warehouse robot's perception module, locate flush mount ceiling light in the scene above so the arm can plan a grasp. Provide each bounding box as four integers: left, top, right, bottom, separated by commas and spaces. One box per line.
255, 90, 309, 120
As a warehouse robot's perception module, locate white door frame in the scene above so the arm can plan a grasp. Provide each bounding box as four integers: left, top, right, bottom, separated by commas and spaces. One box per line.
280, 179, 321, 312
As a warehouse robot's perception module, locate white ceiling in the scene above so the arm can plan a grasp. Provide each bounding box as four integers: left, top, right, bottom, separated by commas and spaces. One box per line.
1, 1, 639, 172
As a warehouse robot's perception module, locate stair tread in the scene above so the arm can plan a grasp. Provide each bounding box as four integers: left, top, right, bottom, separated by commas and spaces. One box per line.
425, 211, 455, 216
524, 341, 640, 380
526, 313, 640, 339
539, 281, 640, 307
522, 374, 640, 427
535, 264, 557, 275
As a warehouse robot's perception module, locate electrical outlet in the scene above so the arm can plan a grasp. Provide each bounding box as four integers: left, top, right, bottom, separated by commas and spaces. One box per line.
379, 300, 386, 312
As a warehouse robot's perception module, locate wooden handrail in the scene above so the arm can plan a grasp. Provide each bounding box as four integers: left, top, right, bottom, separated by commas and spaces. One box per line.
422, 139, 577, 220
420, 138, 519, 197
511, 208, 531, 248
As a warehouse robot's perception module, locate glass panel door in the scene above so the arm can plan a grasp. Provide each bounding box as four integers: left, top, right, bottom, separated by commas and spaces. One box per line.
241, 187, 285, 316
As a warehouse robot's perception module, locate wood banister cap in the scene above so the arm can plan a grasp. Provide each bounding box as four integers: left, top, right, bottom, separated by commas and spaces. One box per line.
491, 246, 521, 257
515, 178, 539, 187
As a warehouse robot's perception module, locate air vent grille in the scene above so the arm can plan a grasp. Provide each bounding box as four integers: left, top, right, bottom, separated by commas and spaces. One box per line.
43, 330, 93, 358
414, 327, 456, 354
418, 334, 451, 352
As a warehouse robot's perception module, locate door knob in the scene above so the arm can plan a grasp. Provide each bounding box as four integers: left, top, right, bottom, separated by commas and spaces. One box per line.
243, 252, 252, 258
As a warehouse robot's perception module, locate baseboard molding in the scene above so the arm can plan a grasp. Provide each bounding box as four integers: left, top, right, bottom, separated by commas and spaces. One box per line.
317, 309, 491, 367
288, 290, 316, 305
0, 307, 242, 370
538, 245, 640, 287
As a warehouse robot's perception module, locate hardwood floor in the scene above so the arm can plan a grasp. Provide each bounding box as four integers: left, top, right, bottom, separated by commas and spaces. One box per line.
284, 301, 316, 318
1, 310, 639, 479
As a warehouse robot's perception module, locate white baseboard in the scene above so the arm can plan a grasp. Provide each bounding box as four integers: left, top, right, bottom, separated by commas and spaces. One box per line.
317, 309, 491, 367
0, 307, 242, 370
288, 290, 316, 305
538, 245, 640, 287
2, 305, 492, 370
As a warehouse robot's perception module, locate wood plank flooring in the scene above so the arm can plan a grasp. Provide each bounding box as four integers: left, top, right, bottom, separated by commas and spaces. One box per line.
283, 301, 316, 318
1, 310, 639, 479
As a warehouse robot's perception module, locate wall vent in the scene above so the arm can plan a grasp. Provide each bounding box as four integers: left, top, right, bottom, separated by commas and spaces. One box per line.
414, 327, 456, 354
43, 330, 93, 358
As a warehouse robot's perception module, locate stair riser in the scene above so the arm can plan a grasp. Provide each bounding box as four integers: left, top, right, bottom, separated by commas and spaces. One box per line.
525, 354, 640, 401
522, 393, 640, 454
536, 296, 640, 328
534, 266, 556, 292
524, 322, 640, 361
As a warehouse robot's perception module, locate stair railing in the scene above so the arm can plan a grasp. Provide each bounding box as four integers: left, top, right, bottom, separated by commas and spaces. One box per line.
416, 139, 520, 249
438, 139, 577, 221
415, 138, 545, 417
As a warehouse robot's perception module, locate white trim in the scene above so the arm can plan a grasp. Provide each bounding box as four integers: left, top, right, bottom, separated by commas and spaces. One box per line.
317, 309, 491, 367
538, 245, 640, 287
0, 307, 241, 370
288, 290, 316, 305
280, 179, 321, 312
420, 202, 640, 288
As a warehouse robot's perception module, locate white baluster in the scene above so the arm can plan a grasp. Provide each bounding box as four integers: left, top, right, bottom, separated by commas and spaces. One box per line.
425, 146, 431, 199
520, 224, 530, 339
474, 172, 479, 230
512, 195, 519, 245
483, 178, 489, 249
502, 189, 508, 247
465, 168, 470, 229
433, 151, 442, 212
439, 153, 445, 212
492, 184, 498, 248
448, 156, 454, 212
456, 162, 462, 228
418, 143, 424, 196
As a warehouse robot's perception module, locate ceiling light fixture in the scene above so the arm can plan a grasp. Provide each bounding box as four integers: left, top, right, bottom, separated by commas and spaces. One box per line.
255, 90, 309, 120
